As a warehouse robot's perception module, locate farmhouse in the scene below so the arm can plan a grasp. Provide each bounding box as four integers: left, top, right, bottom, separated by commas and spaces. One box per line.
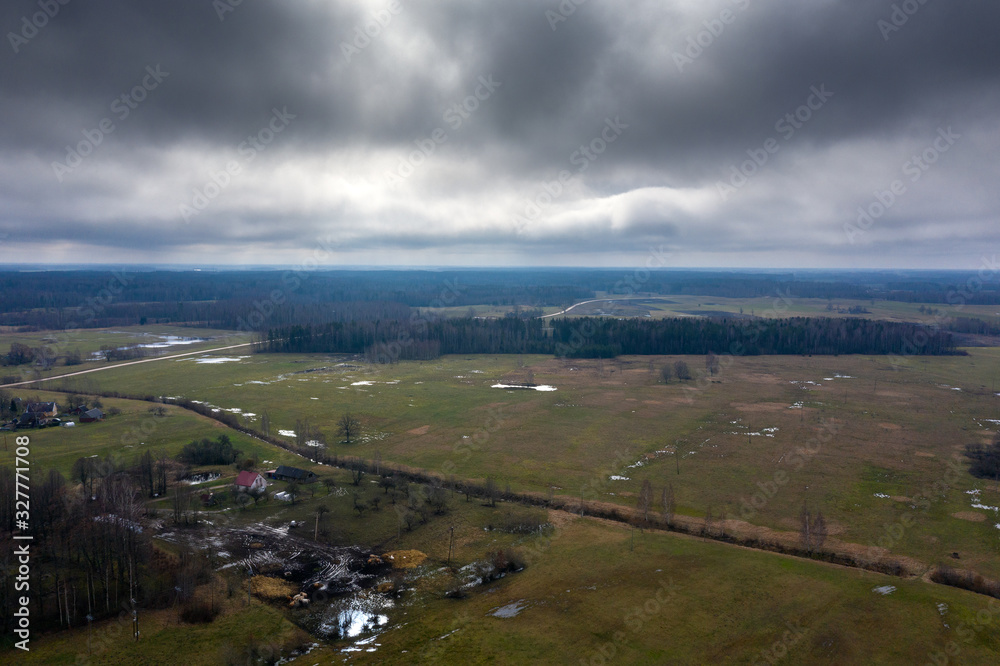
80, 408, 104, 423
235, 470, 267, 493
269, 465, 317, 483
26, 402, 58, 418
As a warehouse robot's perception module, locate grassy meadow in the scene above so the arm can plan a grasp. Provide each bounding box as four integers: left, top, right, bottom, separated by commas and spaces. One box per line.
26, 343, 1000, 578
3, 321, 1000, 663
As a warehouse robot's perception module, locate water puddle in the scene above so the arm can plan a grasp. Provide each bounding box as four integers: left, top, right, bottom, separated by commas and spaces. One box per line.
491, 383, 557, 391
490, 600, 528, 618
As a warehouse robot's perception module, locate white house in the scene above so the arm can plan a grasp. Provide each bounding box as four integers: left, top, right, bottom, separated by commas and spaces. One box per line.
234, 470, 267, 493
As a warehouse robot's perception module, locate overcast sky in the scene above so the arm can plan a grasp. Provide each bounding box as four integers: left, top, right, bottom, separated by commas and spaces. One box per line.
0, 0, 997, 269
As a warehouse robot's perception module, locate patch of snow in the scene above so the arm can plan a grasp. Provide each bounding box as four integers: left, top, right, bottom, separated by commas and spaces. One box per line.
195, 356, 249, 364
872, 585, 896, 596
873, 493, 891, 499
278, 429, 296, 437
491, 383, 557, 391
609, 475, 630, 481
490, 600, 528, 618
352, 380, 375, 386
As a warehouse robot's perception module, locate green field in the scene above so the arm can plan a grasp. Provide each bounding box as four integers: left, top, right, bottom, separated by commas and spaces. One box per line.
18, 344, 1000, 578
3, 321, 1000, 663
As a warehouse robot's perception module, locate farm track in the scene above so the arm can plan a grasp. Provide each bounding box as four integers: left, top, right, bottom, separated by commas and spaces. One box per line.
0, 342, 253, 388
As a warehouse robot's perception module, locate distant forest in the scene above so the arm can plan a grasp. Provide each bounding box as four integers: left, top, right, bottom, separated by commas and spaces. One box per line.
1, 268, 999, 331
258, 316, 958, 360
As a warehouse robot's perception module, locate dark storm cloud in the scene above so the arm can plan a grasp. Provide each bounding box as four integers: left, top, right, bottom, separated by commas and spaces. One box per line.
0, 0, 998, 267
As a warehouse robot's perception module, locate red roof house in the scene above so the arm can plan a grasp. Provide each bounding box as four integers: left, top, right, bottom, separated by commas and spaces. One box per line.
235, 471, 267, 493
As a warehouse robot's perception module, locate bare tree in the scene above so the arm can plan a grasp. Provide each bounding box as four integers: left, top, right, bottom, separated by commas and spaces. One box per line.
661, 483, 676, 525
313, 504, 329, 540
706, 352, 720, 376
637, 480, 653, 523
286, 481, 300, 505
484, 475, 498, 508
660, 364, 672, 383
338, 412, 361, 444
674, 360, 692, 381
813, 511, 828, 551
799, 503, 827, 553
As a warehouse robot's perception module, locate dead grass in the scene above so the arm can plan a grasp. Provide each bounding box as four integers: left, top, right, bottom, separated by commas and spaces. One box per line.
383, 549, 428, 569
249, 576, 299, 603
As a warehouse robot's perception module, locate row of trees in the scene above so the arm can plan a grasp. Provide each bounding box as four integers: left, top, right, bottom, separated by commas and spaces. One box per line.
260, 316, 959, 359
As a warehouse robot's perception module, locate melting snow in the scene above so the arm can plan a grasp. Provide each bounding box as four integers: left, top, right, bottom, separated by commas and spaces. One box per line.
278, 429, 296, 437
872, 585, 896, 595
873, 493, 891, 499
492, 384, 557, 391
195, 356, 249, 364
490, 600, 528, 618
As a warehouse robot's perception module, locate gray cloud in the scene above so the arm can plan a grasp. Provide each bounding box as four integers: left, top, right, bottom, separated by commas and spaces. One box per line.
0, 0, 998, 268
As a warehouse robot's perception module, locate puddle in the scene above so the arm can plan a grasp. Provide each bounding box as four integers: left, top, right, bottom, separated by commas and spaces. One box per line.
491, 384, 557, 391
490, 600, 528, 618
182, 472, 221, 485
195, 356, 249, 364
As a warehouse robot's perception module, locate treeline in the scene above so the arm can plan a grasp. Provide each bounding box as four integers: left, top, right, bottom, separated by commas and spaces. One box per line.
4, 268, 999, 331
259, 316, 958, 359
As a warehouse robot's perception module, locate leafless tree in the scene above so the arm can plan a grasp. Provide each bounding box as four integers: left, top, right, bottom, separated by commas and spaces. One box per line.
799, 503, 827, 552
660, 364, 673, 383
637, 480, 653, 523
674, 360, 692, 381
661, 483, 676, 525
484, 475, 498, 507
706, 352, 720, 376
338, 412, 361, 444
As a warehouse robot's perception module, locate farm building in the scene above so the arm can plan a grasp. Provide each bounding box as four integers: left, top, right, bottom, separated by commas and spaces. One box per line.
80, 408, 104, 423
269, 465, 317, 483
25, 402, 58, 418
235, 470, 267, 493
